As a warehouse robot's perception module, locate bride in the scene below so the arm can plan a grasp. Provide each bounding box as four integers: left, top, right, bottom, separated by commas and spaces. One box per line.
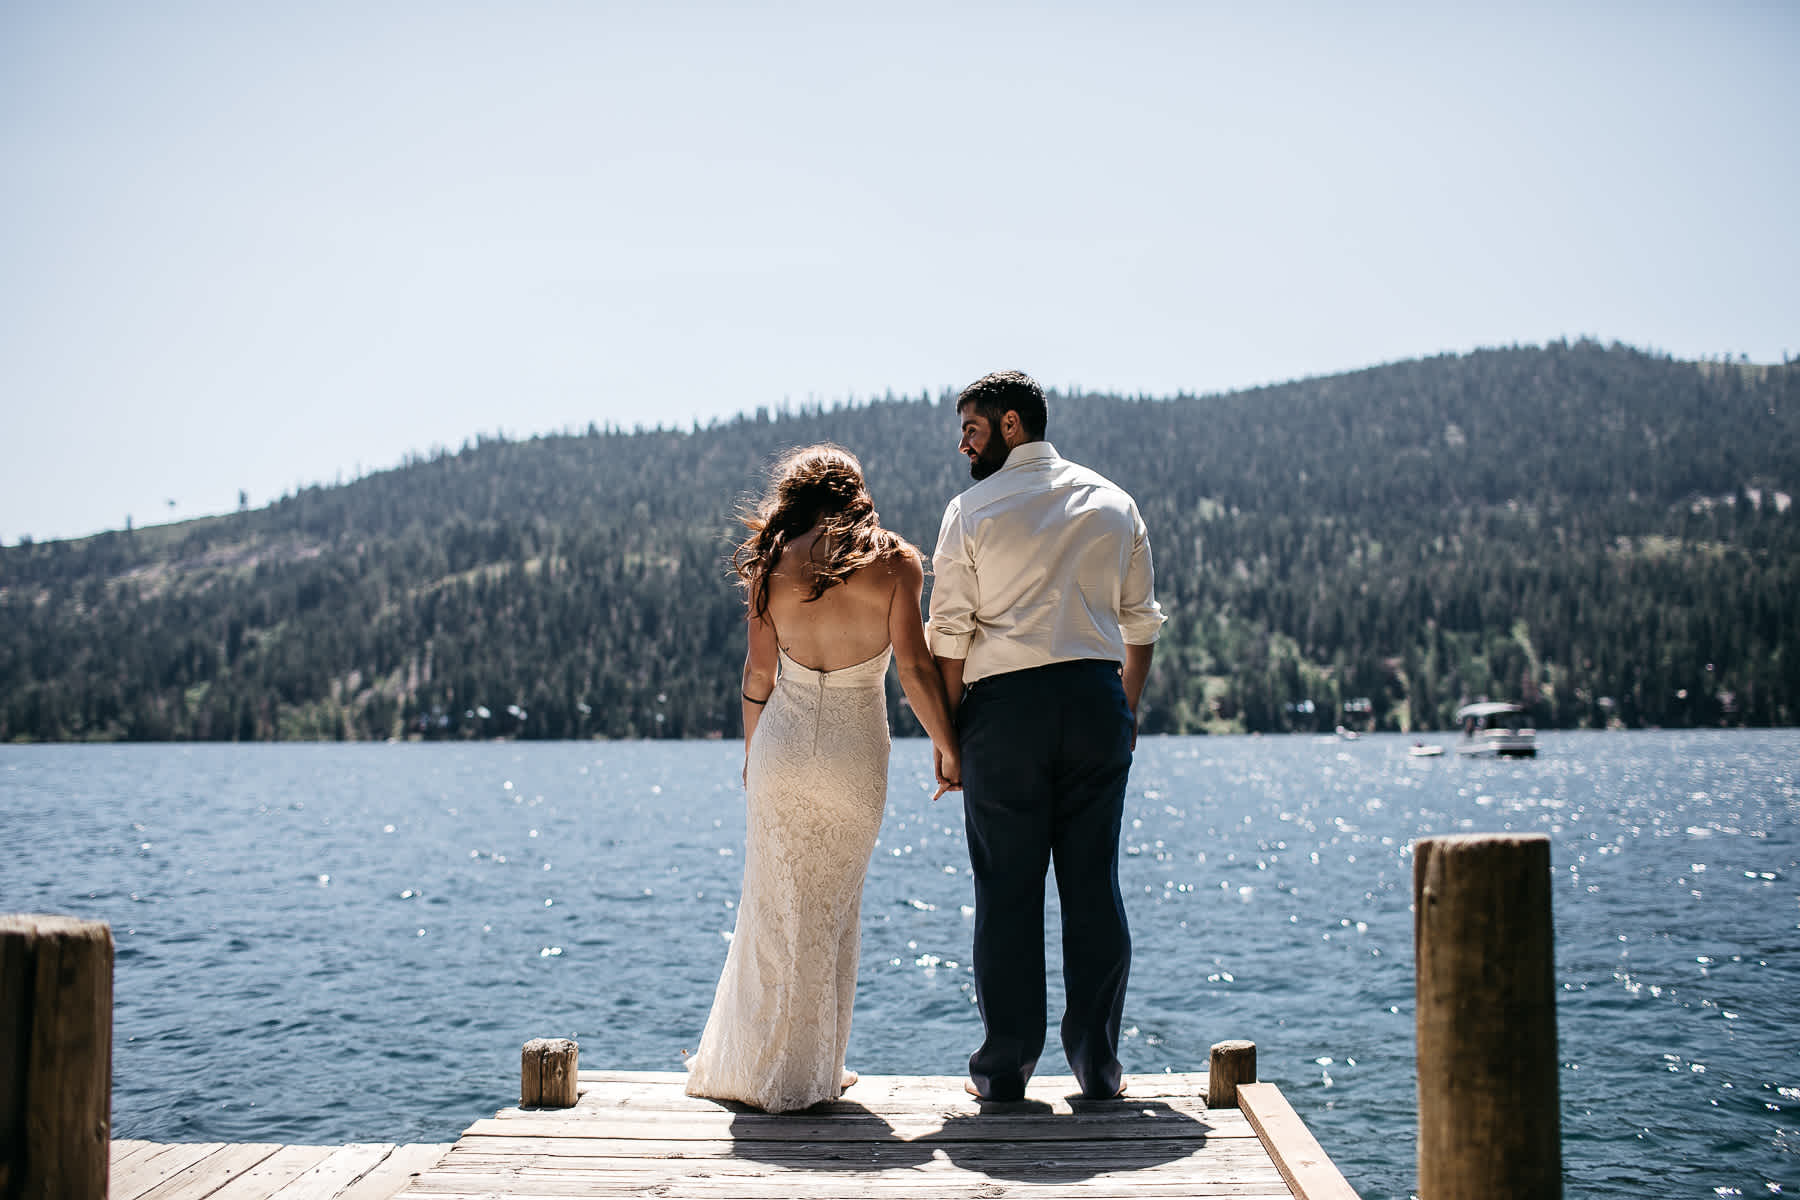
684, 444, 961, 1112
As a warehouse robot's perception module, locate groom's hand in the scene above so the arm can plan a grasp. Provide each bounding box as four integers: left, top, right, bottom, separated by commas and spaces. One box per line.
931, 745, 962, 801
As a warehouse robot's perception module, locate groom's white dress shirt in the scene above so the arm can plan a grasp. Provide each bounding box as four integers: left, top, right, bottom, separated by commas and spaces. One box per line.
925, 441, 1165, 686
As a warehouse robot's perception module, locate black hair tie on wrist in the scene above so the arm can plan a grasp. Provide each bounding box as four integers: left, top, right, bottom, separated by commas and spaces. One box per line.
742, 692, 769, 706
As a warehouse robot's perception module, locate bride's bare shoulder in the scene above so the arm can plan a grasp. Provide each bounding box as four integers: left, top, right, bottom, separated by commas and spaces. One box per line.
864, 542, 922, 591
889, 544, 923, 576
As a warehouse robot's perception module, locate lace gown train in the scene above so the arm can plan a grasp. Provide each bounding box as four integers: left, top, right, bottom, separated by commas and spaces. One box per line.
684, 648, 891, 1112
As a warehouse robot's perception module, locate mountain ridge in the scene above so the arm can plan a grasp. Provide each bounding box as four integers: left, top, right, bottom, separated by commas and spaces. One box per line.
4, 339, 1795, 741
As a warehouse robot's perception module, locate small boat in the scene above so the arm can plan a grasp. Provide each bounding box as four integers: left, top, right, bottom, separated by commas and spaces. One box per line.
1408, 741, 1444, 758
1454, 702, 1538, 757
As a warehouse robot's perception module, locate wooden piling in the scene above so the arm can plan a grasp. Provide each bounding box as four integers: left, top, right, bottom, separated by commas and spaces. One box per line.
1206, 1039, 1256, 1108
519, 1039, 578, 1108
1, 913, 115, 1200
1413, 834, 1561, 1198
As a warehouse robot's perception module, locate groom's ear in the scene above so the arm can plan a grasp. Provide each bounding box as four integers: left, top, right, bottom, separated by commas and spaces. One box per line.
1001, 410, 1025, 446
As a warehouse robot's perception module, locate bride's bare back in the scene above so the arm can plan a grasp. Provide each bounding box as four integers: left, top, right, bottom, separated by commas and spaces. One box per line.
764, 529, 900, 670
737, 488, 958, 800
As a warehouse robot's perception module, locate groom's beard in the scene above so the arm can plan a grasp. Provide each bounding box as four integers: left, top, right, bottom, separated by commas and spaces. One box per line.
968, 439, 1010, 481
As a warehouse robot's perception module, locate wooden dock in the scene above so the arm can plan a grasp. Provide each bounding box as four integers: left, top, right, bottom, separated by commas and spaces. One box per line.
110, 1069, 1357, 1199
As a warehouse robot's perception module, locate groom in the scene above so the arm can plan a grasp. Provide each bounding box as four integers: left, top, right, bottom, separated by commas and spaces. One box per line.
926, 370, 1165, 1101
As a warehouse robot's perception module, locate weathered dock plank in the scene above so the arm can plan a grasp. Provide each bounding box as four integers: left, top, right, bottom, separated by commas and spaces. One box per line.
405, 1178, 1295, 1198
111, 1142, 231, 1200
443, 1135, 1275, 1164
107, 1141, 450, 1200
204, 1145, 340, 1199
271, 1144, 412, 1200
1239, 1083, 1362, 1200
108, 1139, 162, 1171
460, 1109, 1257, 1144
336, 1143, 457, 1200
399, 1069, 1357, 1199
131, 1143, 283, 1200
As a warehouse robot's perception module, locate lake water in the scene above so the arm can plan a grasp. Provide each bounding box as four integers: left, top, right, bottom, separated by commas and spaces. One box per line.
4, 732, 1796, 1197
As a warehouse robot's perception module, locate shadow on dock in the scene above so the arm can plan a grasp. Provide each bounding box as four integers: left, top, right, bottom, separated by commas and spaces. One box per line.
424, 1070, 1322, 1198
722, 1093, 1215, 1182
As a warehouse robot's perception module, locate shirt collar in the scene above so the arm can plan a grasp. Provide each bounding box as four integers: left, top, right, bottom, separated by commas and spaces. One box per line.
1000, 441, 1058, 472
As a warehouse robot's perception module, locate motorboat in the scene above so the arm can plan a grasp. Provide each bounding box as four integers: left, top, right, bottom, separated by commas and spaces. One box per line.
1454, 701, 1538, 757
1408, 741, 1444, 758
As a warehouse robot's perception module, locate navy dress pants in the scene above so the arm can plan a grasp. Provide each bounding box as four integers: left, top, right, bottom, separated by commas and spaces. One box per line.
959, 658, 1134, 1100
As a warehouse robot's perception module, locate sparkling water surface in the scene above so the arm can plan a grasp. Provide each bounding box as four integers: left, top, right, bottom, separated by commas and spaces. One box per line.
4, 732, 1796, 1198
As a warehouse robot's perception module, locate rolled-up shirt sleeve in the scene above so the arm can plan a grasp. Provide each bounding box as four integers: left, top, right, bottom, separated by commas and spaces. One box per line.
1120, 508, 1166, 645
926, 499, 978, 659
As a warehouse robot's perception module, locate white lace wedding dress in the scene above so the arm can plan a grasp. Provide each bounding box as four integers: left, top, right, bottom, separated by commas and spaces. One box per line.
684, 647, 892, 1112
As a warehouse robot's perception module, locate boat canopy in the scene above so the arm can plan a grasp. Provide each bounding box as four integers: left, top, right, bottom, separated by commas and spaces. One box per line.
1456, 701, 1527, 720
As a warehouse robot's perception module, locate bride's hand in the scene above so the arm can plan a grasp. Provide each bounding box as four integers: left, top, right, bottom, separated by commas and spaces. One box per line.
931, 744, 962, 801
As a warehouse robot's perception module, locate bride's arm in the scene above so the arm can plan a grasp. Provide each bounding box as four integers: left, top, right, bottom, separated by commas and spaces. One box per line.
887, 555, 961, 795
741, 608, 778, 779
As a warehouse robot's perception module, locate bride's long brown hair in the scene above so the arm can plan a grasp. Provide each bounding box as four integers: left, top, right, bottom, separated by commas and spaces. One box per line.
734, 444, 916, 619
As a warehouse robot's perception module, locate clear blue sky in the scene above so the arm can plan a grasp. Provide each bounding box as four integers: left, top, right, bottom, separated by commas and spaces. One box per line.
4, 2, 1795, 545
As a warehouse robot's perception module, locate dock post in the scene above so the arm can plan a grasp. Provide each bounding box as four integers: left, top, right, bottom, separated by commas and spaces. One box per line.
1, 913, 114, 1200
1206, 1039, 1256, 1108
1413, 834, 1561, 1198
520, 1038, 579, 1108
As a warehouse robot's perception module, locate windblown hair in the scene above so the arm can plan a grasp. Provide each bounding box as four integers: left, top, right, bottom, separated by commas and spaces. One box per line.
733, 444, 916, 618
958, 369, 1048, 440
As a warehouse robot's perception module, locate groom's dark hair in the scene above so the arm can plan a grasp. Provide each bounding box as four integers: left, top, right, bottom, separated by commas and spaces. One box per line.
958, 370, 1047, 441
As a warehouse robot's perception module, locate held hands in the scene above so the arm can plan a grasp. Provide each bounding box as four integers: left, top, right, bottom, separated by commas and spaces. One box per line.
931, 744, 963, 801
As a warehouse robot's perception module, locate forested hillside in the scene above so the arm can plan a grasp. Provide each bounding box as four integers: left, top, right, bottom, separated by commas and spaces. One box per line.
3, 340, 1795, 742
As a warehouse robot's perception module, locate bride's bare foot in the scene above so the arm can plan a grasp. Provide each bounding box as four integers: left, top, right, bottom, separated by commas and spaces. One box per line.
840, 1069, 859, 1092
